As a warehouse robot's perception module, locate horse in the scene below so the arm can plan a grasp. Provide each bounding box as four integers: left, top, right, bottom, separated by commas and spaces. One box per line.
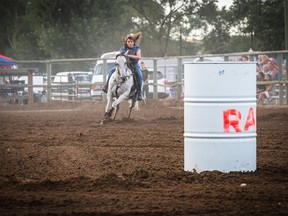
101, 52, 137, 124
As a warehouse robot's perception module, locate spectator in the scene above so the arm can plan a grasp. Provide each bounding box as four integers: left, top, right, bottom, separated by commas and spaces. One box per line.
256, 54, 269, 73
257, 64, 275, 105
240, 55, 249, 61
256, 71, 266, 93
140, 61, 149, 98
268, 58, 279, 80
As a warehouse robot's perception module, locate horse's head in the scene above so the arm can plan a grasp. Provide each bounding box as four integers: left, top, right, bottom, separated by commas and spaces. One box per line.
115, 52, 131, 80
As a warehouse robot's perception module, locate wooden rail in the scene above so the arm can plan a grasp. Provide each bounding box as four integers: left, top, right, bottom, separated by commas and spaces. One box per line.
0, 68, 37, 104
4, 50, 287, 105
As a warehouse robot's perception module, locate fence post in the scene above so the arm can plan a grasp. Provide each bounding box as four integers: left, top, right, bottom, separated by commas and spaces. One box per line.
153, 58, 158, 99
102, 59, 107, 102
27, 69, 33, 104
46, 61, 52, 102
103, 59, 107, 83
177, 58, 182, 100
285, 55, 288, 105
278, 53, 283, 105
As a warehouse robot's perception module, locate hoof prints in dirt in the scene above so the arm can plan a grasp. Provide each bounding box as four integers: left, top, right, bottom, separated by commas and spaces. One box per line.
1, 101, 288, 216
3, 170, 153, 192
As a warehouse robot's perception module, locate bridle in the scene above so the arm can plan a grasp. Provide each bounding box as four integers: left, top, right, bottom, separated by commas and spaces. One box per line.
115, 54, 133, 83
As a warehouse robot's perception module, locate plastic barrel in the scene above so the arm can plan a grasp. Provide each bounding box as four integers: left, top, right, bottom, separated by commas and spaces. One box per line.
184, 62, 256, 173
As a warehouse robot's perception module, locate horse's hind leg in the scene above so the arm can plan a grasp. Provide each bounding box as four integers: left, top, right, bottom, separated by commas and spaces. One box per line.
134, 101, 139, 111
112, 105, 120, 120
128, 100, 136, 119
128, 107, 133, 119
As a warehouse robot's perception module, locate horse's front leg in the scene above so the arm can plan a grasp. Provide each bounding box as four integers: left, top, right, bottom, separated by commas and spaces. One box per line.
112, 105, 120, 120
101, 93, 114, 124
111, 92, 129, 109
105, 92, 113, 113
111, 92, 129, 120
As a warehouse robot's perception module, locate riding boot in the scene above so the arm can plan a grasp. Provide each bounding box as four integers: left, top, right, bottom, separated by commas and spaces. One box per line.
137, 92, 143, 101
137, 84, 143, 101
102, 81, 108, 93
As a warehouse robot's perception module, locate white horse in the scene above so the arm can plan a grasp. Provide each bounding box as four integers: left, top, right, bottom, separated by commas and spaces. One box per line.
101, 52, 137, 124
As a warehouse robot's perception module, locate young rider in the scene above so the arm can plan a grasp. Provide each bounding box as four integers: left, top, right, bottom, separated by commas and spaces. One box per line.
102, 32, 143, 101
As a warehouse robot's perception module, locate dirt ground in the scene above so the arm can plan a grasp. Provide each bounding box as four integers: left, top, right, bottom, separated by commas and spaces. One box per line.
0, 99, 287, 216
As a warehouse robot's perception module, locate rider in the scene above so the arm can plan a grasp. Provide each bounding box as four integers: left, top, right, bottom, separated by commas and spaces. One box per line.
102, 32, 143, 101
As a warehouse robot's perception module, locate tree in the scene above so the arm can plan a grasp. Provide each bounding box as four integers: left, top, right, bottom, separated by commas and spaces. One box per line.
197, 1, 231, 53
0, 0, 285, 59
129, 0, 214, 56
0, 0, 27, 56
1, 0, 138, 59
25, 0, 136, 59
230, 0, 285, 51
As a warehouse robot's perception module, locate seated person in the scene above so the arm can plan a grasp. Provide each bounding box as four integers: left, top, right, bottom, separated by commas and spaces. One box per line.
268, 58, 279, 80
257, 64, 275, 105
256, 71, 266, 93
256, 54, 269, 73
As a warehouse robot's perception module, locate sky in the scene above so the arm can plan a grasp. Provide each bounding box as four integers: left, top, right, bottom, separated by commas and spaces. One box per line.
217, 0, 233, 9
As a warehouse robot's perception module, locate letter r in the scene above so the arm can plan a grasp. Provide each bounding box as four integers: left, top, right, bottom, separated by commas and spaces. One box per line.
223, 109, 242, 132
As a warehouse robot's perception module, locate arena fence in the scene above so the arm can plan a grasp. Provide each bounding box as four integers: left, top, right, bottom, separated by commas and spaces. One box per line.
0, 50, 287, 105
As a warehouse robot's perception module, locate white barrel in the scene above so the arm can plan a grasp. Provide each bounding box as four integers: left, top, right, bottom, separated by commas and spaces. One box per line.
184, 62, 256, 173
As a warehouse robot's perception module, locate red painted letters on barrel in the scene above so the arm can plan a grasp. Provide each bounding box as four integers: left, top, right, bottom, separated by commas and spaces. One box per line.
223, 108, 256, 132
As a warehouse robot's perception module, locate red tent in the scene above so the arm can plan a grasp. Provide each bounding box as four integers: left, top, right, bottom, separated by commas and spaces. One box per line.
0, 54, 17, 68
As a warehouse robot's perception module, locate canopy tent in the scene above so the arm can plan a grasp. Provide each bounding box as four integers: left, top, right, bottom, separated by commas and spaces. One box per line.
0, 54, 17, 68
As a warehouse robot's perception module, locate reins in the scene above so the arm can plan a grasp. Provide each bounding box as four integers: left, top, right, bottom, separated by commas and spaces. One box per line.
115, 53, 134, 83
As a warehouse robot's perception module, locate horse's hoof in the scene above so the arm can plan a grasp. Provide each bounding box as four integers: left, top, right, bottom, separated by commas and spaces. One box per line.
104, 112, 111, 118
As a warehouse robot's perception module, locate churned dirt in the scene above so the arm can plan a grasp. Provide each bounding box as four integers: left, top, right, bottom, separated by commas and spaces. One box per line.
0, 99, 287, 216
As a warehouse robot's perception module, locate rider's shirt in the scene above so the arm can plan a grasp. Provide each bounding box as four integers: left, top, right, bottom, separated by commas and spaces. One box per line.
120, 45, 140, 65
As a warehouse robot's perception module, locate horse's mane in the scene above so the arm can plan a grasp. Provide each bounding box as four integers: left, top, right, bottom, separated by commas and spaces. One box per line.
115, 52, 126, 59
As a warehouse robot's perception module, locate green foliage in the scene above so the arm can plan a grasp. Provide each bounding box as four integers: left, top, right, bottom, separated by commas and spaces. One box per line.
1, 0, 137, 59
0, 0, 285, 59
0, 0, 26, 56
130, 0, 203, 56
230, 0, 285, 51
201, 6, 231, 54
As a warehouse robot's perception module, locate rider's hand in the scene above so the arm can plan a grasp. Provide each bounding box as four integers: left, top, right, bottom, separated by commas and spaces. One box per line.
123, 51, 129, 57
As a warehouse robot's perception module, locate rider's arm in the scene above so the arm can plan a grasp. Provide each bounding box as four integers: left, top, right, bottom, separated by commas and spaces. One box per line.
127, 49, 141, 60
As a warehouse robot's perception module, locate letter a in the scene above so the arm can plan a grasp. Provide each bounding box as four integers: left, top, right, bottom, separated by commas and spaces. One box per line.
244, 107, 256, 131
